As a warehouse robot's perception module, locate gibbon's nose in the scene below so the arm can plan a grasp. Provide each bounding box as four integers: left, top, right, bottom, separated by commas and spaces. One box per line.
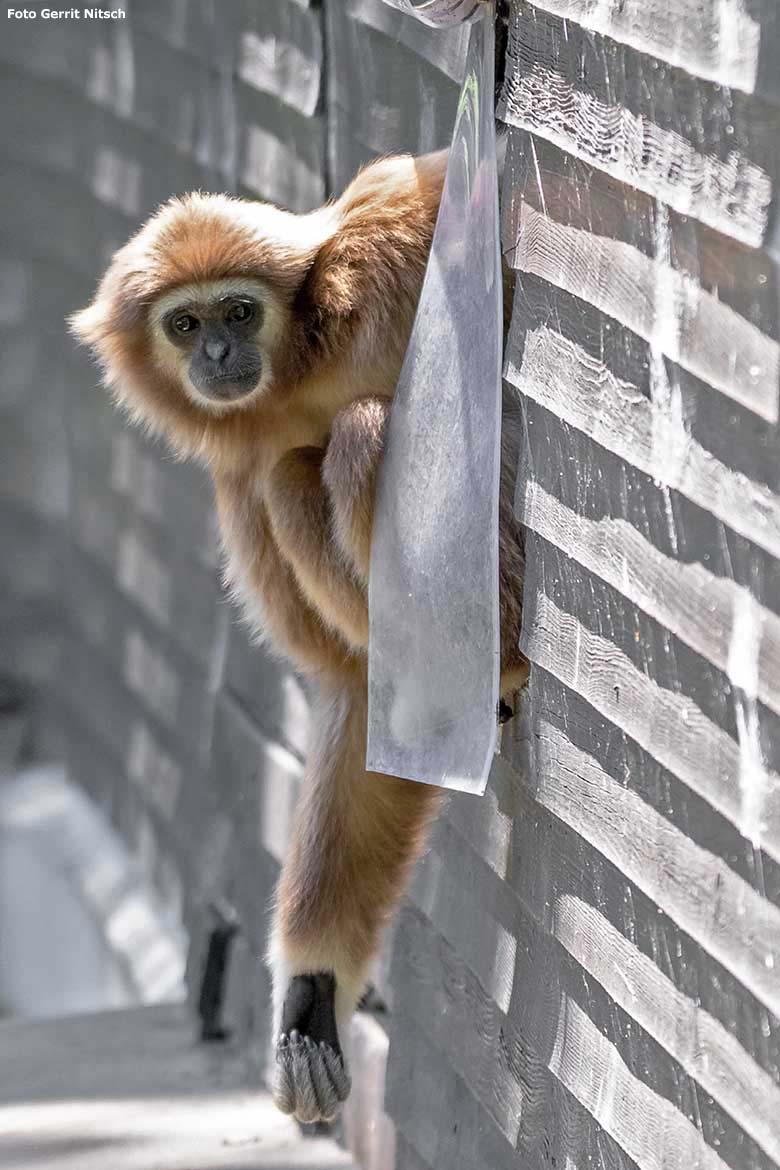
205, 337, 230, 363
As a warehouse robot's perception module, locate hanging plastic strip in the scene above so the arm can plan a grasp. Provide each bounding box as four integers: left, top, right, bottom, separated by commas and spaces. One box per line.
367, 2, 502, 794
380, 0, 481, 26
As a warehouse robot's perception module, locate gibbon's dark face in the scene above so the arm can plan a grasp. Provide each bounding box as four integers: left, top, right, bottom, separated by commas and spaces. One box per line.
164, 292, 262, 401
151, 278, 278, 408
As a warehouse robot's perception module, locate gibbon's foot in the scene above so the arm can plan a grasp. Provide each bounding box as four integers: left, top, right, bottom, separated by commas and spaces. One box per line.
273, 973, 351, 1123
497, 697, 515, 724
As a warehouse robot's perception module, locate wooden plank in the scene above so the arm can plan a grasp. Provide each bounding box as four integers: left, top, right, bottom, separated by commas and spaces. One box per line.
491, 742, 780, 1082
552, 891, 780, 1163
507, 638, 780, 905
501, 130, 779, 342
409, 847, 517, 1013
236, 1, 323, 118
505, 316, 780, 561
395, 905, 773, 1170
392, 908, 639, 1169
522, 506, 780, 831
428, 802, 780, 1165
523, 701, 780, 1018
522, 0, 764, 93
499, 3, 780, 245
325, 0, 460, 178
386, 1017, 527, 1170
517, 477, 780, 721
344, 0, 470, 80
505, 199, 779, 422
521, 566, 780, 859
504, 277, 780, 616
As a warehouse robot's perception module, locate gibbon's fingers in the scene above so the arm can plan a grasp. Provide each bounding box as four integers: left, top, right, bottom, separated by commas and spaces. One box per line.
265, 446, 369, 651
322, 396, 391, 581
273, 1034, 351, 1123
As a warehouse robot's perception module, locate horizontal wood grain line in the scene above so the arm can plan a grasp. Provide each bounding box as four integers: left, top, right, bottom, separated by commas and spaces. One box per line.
506, 202, 779, 422
498, 7, 774, 246
533, 717, 780, 1027
521, 586, 780, 860
525, 0, 761, 94
410, 848, 517, 1015
547, 993, 730, 1170
387, 959, 603, 1170
505, 321, 780, 558
424, 807, 780, 1163
554, 893, 780, 1163
517, 479, 780, 718
398, 905, 734, 1170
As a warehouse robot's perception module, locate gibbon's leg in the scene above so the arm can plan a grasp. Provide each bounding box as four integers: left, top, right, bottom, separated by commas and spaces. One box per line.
270, 680, 442, 1123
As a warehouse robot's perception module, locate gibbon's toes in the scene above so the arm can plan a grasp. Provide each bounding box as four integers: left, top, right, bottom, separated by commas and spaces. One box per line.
273, 1031, 351, 1123
272, 972, 351, 1122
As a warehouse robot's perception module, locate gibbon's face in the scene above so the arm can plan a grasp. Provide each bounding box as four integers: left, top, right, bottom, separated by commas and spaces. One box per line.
70, 191, 333, 446
150, 276, 282, 410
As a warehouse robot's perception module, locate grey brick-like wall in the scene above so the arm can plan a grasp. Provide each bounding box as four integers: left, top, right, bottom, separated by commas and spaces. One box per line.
3, 2, 779, 1169
0, 0, 326, 1021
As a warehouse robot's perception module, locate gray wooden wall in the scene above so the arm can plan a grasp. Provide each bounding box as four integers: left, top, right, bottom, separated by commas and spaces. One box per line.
483, 1, 780, 1168
1, 1, 779, 1168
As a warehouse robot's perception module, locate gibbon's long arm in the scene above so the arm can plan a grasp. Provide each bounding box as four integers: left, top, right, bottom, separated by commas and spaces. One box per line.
270, 679, 442, 1122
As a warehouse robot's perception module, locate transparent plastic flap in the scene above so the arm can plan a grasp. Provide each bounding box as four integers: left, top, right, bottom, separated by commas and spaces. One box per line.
380, 0, 481, 27
367, 7, 501, 794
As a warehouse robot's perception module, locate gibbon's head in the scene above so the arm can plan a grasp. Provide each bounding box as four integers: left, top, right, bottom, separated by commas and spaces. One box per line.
70, 192, 337, 452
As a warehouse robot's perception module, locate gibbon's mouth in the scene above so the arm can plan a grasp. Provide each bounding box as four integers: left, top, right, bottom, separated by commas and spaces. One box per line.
194, 370, 261, 403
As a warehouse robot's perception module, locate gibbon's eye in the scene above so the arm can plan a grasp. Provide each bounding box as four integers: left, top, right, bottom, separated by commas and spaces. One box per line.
225, 300, 255, 325
172, 312, 199, 335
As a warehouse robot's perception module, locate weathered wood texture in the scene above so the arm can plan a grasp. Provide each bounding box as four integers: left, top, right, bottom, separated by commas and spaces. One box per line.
477, 2, 780, 1168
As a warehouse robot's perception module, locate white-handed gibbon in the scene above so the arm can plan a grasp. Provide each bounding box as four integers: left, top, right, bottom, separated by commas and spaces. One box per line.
71, 149, 528, 1124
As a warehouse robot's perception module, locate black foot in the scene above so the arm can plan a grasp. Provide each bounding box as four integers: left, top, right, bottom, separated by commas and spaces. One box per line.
273, 973, 351, 1123
497, 698, 514, 724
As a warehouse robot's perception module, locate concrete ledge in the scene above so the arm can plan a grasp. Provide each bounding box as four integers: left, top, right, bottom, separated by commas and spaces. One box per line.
0, 1003, 356, 1169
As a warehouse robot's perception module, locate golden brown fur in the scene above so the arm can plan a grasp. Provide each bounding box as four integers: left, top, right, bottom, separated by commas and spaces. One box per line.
71, 149, 527, 1122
